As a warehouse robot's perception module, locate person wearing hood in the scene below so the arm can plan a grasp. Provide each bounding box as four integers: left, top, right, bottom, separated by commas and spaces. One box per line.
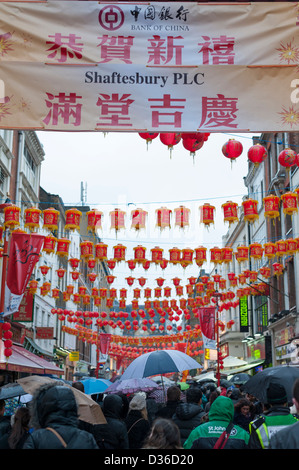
101, 394, 129, 449
23, 383, 98, 449
124, 393, 150, 449
183, 396, 250, 449
172, 387, 206, 446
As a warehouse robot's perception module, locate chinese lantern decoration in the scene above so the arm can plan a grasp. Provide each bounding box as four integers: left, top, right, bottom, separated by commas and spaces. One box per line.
126, 276, 135, 287
66, 285, 74, 295
182, 134, 204, 159
199, 203, 215, 228
210, 247, 222, 265
24, 207, 41, 231
131, 208, 147, 231
259, 266, 271, 279
110, 208, 126, 234
56, 238, 71, 258
235, 245, 249, 263
160, 258, 168, 270
113, 243, 126, 262
156, 277, 165, 287
195, 282, 204, 294
242, 198, 259, 224
172, 277, 181, 287
138, 277, 147, 287
272, 262, 284, 276
164, 286, 172, 298
73, 293, 81, 304
39, 265, 50, 277
86, 258, 96, 270
174, 206, 190, 229
69, 258, 80, 269
71, 271, 80, 281
43, 234, 57, 254
275, 239, 286, 258
127, 259, 136, 271
139, 132, 159, 147
95, 243, 108, 261
2, 322, 13, 358
154, 287, 162, 298
169, 247, 181, 264
78, 286, 87, 296
238, 273, 247, 285
247, 143, 267, 166
91, 287, 99, 298
263, 195, 280, 220
88, 273, 97, 283
99, 287, 107, 298
40, 282, 51, 296
222, 247, 233, 264
133, 245, 146, 264
219, 278, 226, 290
63, 291, 70, 302
82, 294, 90, 306
212, 274, 221, 284
52, 288, 60, 299
133, 288, 141, 299
4, 205, 21, 230
106, 275, 116, 285
181, 248, 193, 266
43, 207, 59, 231
222, 201, 239, 225
142, 260, 151, 270
159, 132, 181, 157
156, 207, 172, 231
151, 246, 163, 264
87, 209, 103, 232
106, 259, 116, 271
144, 287, 152, 298
194, 246, 207, 266
286, 238, 297, 255
249, 270, 258, 282
56, 268, 66, 279
109, 288, 117, 299
222, 139, 243, 162
80, 241, 93, 259
65, 208, 82, 231
28, 279, 38, 295
278, 148, 297, 169
264, 242, 276, 260
281, 191, 298, 216
249, 242, 263, 260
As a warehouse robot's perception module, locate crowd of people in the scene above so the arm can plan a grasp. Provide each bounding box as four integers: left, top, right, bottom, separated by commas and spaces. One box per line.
0, 374, 298, 449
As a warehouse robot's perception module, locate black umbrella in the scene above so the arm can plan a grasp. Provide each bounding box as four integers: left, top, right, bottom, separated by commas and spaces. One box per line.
243, 365, 299, 403
0, 383, 26, 400
229, 373, 251, 385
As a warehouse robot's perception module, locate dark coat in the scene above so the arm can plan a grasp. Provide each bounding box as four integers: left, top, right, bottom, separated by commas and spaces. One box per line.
172, 403, 206, 446
0, 415, 11, 438
124, 410, 150, 449
270, 420, 299, 449
23, 383, 98, 449
155, 400, 181, 419
102, 394, 129, 449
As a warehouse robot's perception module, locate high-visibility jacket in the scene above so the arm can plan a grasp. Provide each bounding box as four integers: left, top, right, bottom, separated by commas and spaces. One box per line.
249, 413, 298, 449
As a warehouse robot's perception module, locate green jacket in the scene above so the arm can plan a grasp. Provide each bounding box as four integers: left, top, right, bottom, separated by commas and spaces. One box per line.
183, 396, 250, 449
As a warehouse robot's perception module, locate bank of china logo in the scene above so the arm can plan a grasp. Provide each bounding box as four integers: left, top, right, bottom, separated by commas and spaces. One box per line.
98, 6, 124, 31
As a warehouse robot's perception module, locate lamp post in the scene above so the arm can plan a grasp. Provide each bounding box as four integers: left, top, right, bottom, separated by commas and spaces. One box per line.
0, 201, 12, 339
214, 290, 222, 388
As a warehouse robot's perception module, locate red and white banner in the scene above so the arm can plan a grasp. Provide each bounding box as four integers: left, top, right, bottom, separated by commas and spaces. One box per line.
98, 332, 112, 364
198, 306, 216, 350
4, 232, 44, 316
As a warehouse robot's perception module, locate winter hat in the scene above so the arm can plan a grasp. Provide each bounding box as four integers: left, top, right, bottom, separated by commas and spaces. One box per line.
129, 393, 146, 411
266, 383, 288, 405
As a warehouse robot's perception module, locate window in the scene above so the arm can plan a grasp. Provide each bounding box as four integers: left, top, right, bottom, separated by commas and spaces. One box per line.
24, 145, 36, 175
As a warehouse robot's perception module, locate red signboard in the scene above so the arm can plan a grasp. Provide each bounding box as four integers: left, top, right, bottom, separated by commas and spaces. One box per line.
13, 289, 34, 322
35, 327, 54, 340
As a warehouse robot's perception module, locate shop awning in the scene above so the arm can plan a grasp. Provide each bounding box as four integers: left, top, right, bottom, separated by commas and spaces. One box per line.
225, 360, 265, 376
0, 342, 64, 375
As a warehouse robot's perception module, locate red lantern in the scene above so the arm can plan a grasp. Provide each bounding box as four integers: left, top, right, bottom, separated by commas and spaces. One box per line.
42, 234, 57, 254
142, 260, 151, 270
263, 195, 280, 220
174, 205, 190, 229
69, 258, 80, 269
24, 207, 41, 231
131, 208, 147, 231
78, 286, 87, 296
29, 279, 38, 294
222, 201, 239, 225
127, 259, 136, 271
133, 245, 146, 263
278, 148, 297, 169
71, 271, 80, 281
264, 242, 276, 260
195, 282, 204, 294
272, 262, 284, 276
222, 247, 233, 264
247, 143, 267, 166
56, 238, 71, 258
144, 287, 152, 298
199, 203, 215, 227
281, 192, 298, 216
259, 266, 271, 279
182, 135, 204, 158
56, 268, 66, 279
138, 277, 147, 287
275, 239, 286, 258
40, 282, 51, 296
181, 248, 193, 266
242, 198, 259, 223
156, 207, 172, 230
286, 239, 297, 255
154, 287, 162, 298
133, 288, 141, 299
88, 273, 97, 283
95, 243, 108, 260
250, 242, 263, 260
52, 288, 60, 299
99, 287, 107, 298
106, 275, 116, 285
39, 265, 50, 276
126, 276, 135, 287
73, 293, 81, 304
43, 207, 59, 231
194, 246, 207, 266
65, 208, 82, 231
210, 247, 222, 265
139, 132, 159, 146
168, 247, 181, 264
87, 209, 103, 232
110, 208, 126, 233
235, 245, 249, 263
113, 243, 126, 262
66, 285, 74, 295
4, 205, 21, 229
80, 241, 93, 258
159, 132, 181, 155
222, 139, 243, 161
150, 246, 163, 264
106, 259, 116, 271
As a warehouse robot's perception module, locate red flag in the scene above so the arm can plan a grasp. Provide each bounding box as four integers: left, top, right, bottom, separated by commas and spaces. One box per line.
98, 333, 111, 364
6, 232, 45, 295
198, 307, 216, 349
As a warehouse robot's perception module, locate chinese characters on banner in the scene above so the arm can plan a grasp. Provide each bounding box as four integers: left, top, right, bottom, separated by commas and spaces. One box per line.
0, 2, 298, 132
12, 289, 34, 322
198, 306, 216, 350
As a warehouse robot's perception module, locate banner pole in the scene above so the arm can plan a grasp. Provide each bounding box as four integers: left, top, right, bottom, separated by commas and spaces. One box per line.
0, 229, 9, 336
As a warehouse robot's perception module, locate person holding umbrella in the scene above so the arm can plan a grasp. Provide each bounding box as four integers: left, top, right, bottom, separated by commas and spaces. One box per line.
269, 378, 299, 449
249, 382, 298, 449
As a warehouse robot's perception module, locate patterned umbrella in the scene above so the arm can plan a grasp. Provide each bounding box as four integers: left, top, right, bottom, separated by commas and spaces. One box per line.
105, 377, 159, 395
